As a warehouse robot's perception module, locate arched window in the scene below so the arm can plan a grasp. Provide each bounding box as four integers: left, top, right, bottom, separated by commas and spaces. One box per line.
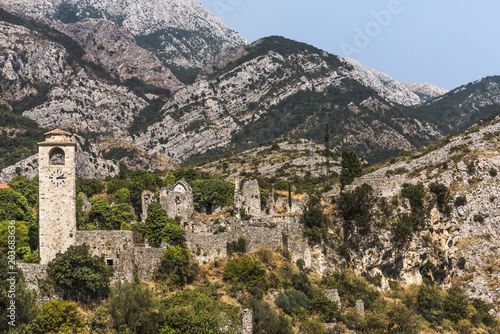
49, 147, 65, 165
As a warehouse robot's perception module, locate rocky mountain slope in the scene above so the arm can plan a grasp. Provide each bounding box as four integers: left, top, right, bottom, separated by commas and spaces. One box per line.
411, 75, 500, 133
336, 116, 500, 317
2, 0, 248, 82
344, 58, 448, 106
50, 18, 184, 91
0, 2, 497, 176
131, 36, 443, 164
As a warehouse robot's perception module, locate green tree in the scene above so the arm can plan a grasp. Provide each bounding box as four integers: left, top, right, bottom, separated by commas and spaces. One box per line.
8, 175, 39, 209
0, 221, 30, 259
36, 299, 84, 333
46, 244, 114, 302
191, 177, 235, 211
109, 281, 164, 334
303, 196, 328, 243
340, 150, 362, 188
0, 189, 35, 224
0, 254, 38, 332
114, 188, 131, 205
76, 179, 105, 198
429, 182, 452, 214
338, 183, 378, 233
128, 170, 162, 214
154, 246, 198, 286
145, 202, 185, 247
275, 289, 310, 315
88, 199, 117, 230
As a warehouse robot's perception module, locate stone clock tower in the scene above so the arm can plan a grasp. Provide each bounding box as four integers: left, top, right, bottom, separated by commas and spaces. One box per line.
38, 129, 77, 264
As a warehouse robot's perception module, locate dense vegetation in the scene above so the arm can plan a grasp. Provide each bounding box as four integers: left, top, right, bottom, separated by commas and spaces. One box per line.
0, 154, 499, 332
0, 105, 46, 170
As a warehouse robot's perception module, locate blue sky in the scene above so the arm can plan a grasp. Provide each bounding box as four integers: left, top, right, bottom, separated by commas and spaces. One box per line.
199, 0, 500, 90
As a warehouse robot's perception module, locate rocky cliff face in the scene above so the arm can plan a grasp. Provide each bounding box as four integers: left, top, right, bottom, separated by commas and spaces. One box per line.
337, 118, 500, 317
131, 37, 442, 164
50, 18, 184, 91
2, 0, 248, 80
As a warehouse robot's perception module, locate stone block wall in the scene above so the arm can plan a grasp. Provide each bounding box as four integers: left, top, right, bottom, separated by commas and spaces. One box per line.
141, 190, 155, 222
18, 263, 48, 292
159, 179, 194, 220
185, 215, 310, 265
235, 179, 261, 217
134, 247, 166, 280
76, 230, 135, 282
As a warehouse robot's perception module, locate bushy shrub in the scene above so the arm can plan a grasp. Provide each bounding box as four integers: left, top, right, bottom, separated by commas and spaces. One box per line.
471, 298, 497, 327
309, 288, 341, 322
429, 182, 452, 214
46, 244, 114, 302
473, 214, 484, 223
109, 281, 163, 333
401, 182, 426, 214
227, 236, 246, 255
299, 319, 327, 334
253, 300, 293, 334
36, 299, 84, 333
274, 180, 289, 191
76, 179, 105, 198
114, 188, 131, 204
275, 289, 309, 315
417, 283, 444, 324
489, 168, 498, 177
223, 257, 266, 285
443, 285, 470, 322
392, 213, 424, 244
161, 287, 240, 334
154, 246, 198, 286
321, 271, 383, 311
0, 254, 37, 332
455, 196, 467, 207
387, 302, 422, 334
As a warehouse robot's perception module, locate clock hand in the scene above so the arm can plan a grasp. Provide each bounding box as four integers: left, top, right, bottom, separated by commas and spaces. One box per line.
57, 175, 66, 180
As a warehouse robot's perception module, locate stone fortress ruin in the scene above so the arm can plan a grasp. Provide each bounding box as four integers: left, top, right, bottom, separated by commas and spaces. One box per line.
22, 129, 315, 285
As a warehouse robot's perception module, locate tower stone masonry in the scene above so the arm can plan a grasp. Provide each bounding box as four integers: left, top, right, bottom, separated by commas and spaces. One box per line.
38, 129, 77, 264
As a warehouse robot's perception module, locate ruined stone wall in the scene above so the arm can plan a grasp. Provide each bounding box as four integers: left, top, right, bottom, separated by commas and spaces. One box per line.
76, 230, 135, 282
185, 215, 310, 265
18, 263, 48, 292
141, 190, 155, 222
347, 175, 407, 198
274, 195, 308, 214
159, 179, 194, 220
235, 179, 261, 217
134, 247, 166, 280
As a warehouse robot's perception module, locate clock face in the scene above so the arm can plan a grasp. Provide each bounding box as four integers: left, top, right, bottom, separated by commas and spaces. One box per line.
49, 169, 66, 187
